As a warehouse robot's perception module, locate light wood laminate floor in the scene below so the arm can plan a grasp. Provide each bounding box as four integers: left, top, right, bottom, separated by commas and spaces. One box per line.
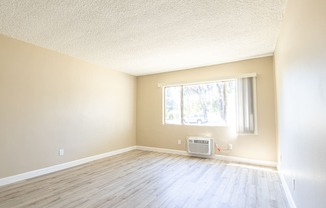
0, 150, 289, 208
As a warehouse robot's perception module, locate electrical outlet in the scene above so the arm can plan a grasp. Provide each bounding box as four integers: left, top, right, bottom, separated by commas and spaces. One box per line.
59, 149, 64, 156
292, 178, 296, 191
177, 140, 181, 145
228, 144, 233, 150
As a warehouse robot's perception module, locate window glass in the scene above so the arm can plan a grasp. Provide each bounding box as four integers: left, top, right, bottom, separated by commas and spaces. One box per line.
164, 86, 182, 124
164, 80, 236, 126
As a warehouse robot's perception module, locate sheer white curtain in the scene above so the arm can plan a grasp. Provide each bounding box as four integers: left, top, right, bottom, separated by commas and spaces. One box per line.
236, 77, 256, 134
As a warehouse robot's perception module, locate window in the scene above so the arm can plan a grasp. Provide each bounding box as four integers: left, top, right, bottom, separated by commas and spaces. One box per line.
163, 76, 256, 134
164, 80, 236, 126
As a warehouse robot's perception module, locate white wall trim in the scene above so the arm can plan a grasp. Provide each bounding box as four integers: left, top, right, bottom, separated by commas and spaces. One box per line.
136, 145, 277, 167
214, 154, 277, 167
136, 145, 188, 156
279, 172, 297, 208
0, 145, 278, 187
0, 146, 137, 187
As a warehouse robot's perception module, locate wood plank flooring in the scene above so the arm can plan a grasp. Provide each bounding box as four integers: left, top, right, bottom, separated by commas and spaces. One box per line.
0, 150, 289, 208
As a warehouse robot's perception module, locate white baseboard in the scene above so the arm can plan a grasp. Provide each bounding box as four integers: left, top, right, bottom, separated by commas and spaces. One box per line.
0, 146, 136, 187
136, 145, 277, 168
214, 154, 277, 167
136, 145, 188, 156
0, 145, 277, 187
279, 173, 297, 208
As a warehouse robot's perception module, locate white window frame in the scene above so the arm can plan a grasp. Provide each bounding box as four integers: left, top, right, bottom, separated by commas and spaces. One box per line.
160, 73, 258, 135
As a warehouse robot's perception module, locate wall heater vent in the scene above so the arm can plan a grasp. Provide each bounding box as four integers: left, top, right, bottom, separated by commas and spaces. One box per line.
187, 137, 214, 156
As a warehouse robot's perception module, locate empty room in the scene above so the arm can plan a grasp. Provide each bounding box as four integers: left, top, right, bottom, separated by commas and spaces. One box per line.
0, 0, 325, 207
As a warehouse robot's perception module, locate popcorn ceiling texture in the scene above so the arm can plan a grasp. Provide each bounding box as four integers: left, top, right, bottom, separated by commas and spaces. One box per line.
0, 0, 286, 75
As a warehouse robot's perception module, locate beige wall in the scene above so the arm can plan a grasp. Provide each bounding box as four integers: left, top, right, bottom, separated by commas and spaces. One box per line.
137, 57, 277, 161
0, 35, 136, 178
274, 0, 326, 207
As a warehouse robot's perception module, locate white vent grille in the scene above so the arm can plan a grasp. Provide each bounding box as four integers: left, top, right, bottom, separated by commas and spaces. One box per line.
187, 137, 213, 156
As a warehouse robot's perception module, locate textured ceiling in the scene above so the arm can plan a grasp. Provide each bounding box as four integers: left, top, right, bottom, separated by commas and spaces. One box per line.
0, 0, 287, 76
